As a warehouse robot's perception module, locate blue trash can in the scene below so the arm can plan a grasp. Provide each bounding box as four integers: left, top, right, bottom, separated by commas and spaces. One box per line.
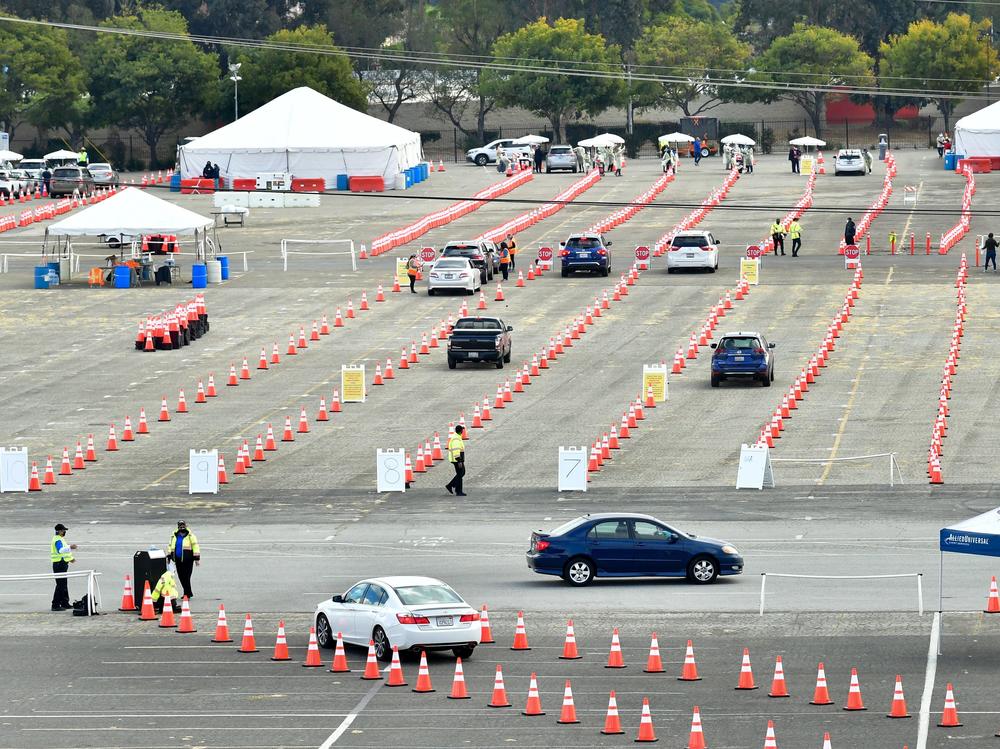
405, 170, 413, 189
218, 255, 230, 281
113, 265, 131, 289
170, 173, 182, 192
34, 266, 50, 289
419, 163, 428, 181
191, 263, 207, 289
336, 174, 349, 191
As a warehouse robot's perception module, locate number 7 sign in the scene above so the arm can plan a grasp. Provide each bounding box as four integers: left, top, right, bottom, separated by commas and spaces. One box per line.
558, 446, 588, 492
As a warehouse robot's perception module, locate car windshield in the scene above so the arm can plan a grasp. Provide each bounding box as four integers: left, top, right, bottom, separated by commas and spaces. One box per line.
52, 168, 80, 178
21, 161, 44, 168
90, 163, 111, 170
720, 337, 760, 350
550, 147, 572, 154
672, 235, 709, 248
394, 585, 463, 605
443, 248, 482, 258
565, 237, 601, 250
435, 260, 467, 269
454, 318, 502, 330
546, 517, 588, 536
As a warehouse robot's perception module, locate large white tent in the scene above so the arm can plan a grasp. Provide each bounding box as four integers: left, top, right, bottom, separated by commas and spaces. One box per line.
178, 87, 422, 188
954, 100, 1000, 157
46, 187, 213, 237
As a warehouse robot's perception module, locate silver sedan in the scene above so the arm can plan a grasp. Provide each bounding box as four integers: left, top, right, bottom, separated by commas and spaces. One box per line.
427, 257, 481, 295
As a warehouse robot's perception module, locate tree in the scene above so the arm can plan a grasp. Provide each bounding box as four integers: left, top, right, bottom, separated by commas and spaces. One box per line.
161, 0, 284, 40
232, 25, 367, 114
364, 0, 436, 123
750, 23, 874, 138
482, 17, 623, 142
880, 13, 995, 132
87, 9, 219, 166
633, 18, 751, 115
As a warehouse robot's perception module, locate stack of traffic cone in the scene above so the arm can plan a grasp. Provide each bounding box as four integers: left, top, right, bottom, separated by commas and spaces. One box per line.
736, 647, 758, 689
601, 691, 624, 734
489, 664, 512, 707
511, 611, 530, 650
177, 596, 196, 633
522, 672, 544, 715
118, 575, 136, 611
557, 680, 579, 723
560, 620, 581, 659
635, 697, 658, 742
138, 581, 156, 620
361, 641, 381, 679
237, 614, 259, 653
412, 651, 434, 692
211, 604, 233, 642
448, 658, 469, 699
302, 627, 323, 667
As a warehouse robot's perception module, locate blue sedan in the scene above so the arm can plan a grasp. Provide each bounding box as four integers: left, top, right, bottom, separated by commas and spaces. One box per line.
526, 513, 744, 586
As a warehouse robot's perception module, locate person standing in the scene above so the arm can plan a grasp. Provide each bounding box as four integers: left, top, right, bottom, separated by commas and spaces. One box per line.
444, 425, 466, 496
533, 145, 544, 174
862, 148, 873, 174
692, 137, 702, 166
406, 254, 420, 293
77, 148, 88, 167
41, 166, 52, 196
770, 219, 786, 255
788, 219, 803, 256
745, 146, 755, 174
167, 521, 200, 600
501, 233, 518, 269
984, 232, 998, 271
936, 133, 946, 158
788, 146, 798, 173
50, 523, 77, 611
844, 217, 857, 246
498, 243, 510, 281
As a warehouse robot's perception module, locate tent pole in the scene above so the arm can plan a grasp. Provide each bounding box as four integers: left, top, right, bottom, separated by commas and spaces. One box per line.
938, 550, 943, 655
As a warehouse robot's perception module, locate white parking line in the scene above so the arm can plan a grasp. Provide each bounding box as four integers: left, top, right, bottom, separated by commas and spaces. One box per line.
318, 679, 383, 748
916, 611, 940, 749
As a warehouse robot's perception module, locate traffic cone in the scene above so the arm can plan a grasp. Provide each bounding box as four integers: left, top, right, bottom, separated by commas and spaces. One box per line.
263, 424, 277, 451
118, 575, 136, 611
211, 604, 233, 642
329, 632, 350, 672
85, 433, 98, 461
158, 595, 176, 627
42, 456, 56, 485
206, 375, 217, 397
177, 596, 196, 633
635, 697, 657, 742
489, 664, 511, 707
763, 720, 778, 748
138, 581, 156, 620
412, 650, 434, 692
227, 364, 239, 386
258, 348, 269, 369
821, 731, 832, 749
158, 396, 171, 421
122, 416, 135, 441
843, 667, 866, 710
310, 320, 321, 340
176, 390, 188, 413
516, 270, 525, 287
556, 680, 579, 723
448, 658, 470, 699
237, 614, 259, 652
302, 626, 323, 667
643, 633, 665, 673
282, 416, 295, 441
239, 357, 251, 380
480, 604, 495, 643
233, 448, 247, 475
810, 662, 834, 704
769, 656, 789, 697
560, 619, 581, 659
376, 284, 385, 301
271, 342, 281, 364
360, 291, 370, 310
438, 159, 445, 172
217, 455, 228, 485
316, 397, 329, 422
679, 639, 701, 681
606, 627, 626, 668
59, 447, 73, 475
361, 640, 381, 679
511, 610, 530, 650
985, 575, 1000, 613
601, 690, 625, 734
386, 646, 407, 686
887, 675, 910, 718
73, 441, 86, 470
688, 706, 706, 749
495, 282, 505, 301
937, 683, 962, 726
286, 333, 297, 356
298, 326, 309, 347
522, 672, 544, 715
372, 363, 384, 385
736, 647, 758, 689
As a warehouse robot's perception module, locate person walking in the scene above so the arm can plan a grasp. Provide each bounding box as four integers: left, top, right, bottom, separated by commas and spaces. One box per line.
41, 166, 52, 196
498, 243, 511, 281
984, 232, 998, 271
844, 217, 857, 246
167, 520, 200, 599
692, 137, 702, 166
788, 219, 803, 256
936, 133, 946, 158
406, 254, 420, 293
50, 523, 77, 611
770, 218, 786, 255
862, 148, 873, 174
444, 425, 466, 496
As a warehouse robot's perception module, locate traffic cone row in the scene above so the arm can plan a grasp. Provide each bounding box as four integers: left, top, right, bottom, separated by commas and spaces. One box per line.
837, 153, 896, 254
928, 257, 967, 484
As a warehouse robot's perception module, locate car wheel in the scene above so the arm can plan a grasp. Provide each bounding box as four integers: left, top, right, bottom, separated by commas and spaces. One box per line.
427, 288, 435, 296
495, 358, 503, 369
708, 265, 716, 273
453, 645, 475, 659
448, 357, 457, 370
504, 349, 511, 363
701, 147, 710, 158
316, 614, 333, 649
761, 373, 771, 387
770, 368, 775, 382
687, 555, 718, 584
667, 267, 675, 274
563, 557, 595, 586
711, 374, 720, 388
602, 266, 610, 277
561, 269, 569, 278
474, 154, 489, 166
372, 626, 392, 662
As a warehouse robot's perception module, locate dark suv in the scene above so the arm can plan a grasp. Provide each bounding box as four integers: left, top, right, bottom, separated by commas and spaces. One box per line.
710, 331, 775, 387
447, 316, 513, 369
441, 241, 492, 284
559, 233, 612, 277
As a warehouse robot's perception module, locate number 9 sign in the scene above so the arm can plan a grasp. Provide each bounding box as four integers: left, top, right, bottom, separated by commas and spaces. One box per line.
377, 449, 407, 492
189, 449, 219, 494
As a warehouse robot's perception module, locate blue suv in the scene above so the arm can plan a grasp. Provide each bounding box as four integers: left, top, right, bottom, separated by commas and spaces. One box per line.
710, 331, 775, 387
526, 513, 744, 586
559, 233, 612, 277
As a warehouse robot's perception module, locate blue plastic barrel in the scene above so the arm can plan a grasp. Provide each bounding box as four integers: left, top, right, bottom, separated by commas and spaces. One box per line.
191, 263, 207, 289
113, 265, 131, 289
170, 173, 182, 192
34, 266, 50, 289
405, 170, 413, 189
419, 163, 428, 181
336, 174, 349, 190
944, 153, 957, 171
218, 255, 230, 280
47, 261, 60, 281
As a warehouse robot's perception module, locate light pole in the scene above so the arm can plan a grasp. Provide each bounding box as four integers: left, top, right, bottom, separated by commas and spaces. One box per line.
979, 24, 995, 104
623, 56, 635, 136
228, 62, 242, 120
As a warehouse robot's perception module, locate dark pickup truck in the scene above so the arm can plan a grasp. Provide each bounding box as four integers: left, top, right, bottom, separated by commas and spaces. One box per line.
447, 316, 513, 369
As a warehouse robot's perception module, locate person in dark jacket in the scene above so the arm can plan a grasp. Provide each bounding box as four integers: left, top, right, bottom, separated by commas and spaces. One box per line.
533, 145, 544, 173
202, 161, 213, 179
844, 218, 857, 245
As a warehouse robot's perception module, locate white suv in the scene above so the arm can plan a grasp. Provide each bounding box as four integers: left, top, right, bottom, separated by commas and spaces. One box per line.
834, 149, 865, 176
666, 230, 720, 273
466, 139, 532, 166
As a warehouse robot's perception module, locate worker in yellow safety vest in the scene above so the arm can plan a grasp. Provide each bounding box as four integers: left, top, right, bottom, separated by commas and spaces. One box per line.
151, 565, 180, 613
769, 219, 786, 256
50, 523, 77, 611
167, 520, 201, 599
788, 220, 803, 257
444, 425, 467, 496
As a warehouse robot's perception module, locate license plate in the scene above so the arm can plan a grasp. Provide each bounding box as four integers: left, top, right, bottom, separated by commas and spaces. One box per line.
468, 352, 478, 359
444, 274, 453, 279
734, 356, 745, 361
578, 252, 589, 258
436, 616, 453, 627
686, 253, 695, 259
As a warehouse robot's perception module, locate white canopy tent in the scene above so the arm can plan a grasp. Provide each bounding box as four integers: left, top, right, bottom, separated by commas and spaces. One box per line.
938, 507, 1000, 649
722, 134, 756, 146
0, 149, 23, 161
45, 149, 79, 162
954, 100, 1000, 157
178, 87, 422, 188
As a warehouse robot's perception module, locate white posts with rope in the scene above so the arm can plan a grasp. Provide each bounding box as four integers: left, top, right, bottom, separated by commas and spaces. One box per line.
759, 572, 923, 616
769, 452, 903, 486
0, 570, 103, 615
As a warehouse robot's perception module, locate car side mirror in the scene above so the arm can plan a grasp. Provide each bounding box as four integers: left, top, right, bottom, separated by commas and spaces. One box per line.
332, 594, 344, 603
605, 240, 612, 246
710, 343, 717, 349
669, 533, 679, 543
506, 325, 513, 332
559, 241, 566, 247
769, 342, 776, 349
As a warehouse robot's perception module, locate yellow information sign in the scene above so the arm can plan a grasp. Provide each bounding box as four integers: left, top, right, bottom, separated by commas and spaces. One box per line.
800, 155, 814, 174
395, 258, 410, 287
642, 364, 668, 402
740, 258, 760, 286
341, 364, 366, 403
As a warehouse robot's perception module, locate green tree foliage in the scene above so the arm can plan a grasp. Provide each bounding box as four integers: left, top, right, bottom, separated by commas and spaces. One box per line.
302, 0, 406, 52
482, 17, 622, 142
633, 17, 750, 115
750, 23, 874, 138
161, 0, 286, 40
232, 25, 366, 115
86, 9, 219, 166
880, 13, 995, 131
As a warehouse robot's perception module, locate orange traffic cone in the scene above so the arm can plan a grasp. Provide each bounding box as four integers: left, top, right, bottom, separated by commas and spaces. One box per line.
302, 626, 323, 667
679, 639, 701, 681
270, 620, 291, 660
843, 667, 866, 711
522, 672, 544, 715
138, 581, 156, 620
559, 619, 581, 659
282, 416, 295, 442
635, 697, 658, 742
412, 650, 434, 692
601, 690, 625, 734
42, 456, 56, 485
888, 674, 910, 718
763, 719, 778, 748
810, 662, 834, 705
488, 664, 512, 707
106, 423, 119, 451
176, 596, 196, 633
557, 680, 579, 724
361, 640, 381, 680
113, 574, 136, 611
122, 415, 135, 440
158, 396, 171, 422
237, 614, 259, 653
511, 610, 530, 650
329, 632, 350, 672
769, 656, 790, 697
736, 647, 758, 689
985, 575, 1000, 613
386, 646, 407, 686
448, 658, 470, 699
59, 447, 73, 475
211, 604, 233, 642
643, 633, 665, 673
688, 706, 707, 749
606, 627, 626, 668
158, 595, 176, 628
480, 604, 494, 643
821, 731, 833, 749
937, 683, 962, 727
297, 406, 309, 433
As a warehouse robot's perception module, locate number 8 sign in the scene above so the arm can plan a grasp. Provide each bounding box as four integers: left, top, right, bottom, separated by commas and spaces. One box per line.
377, 449, 407, 492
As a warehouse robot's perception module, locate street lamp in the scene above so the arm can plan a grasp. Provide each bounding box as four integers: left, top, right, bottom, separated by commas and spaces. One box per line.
228, 62, 242, 121
979, 25, 995, 104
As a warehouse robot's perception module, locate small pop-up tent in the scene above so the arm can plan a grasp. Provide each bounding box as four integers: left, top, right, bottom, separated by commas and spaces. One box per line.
939, 507, 1000, 635
46, 187, 213, 238
953, 100, 1000, 157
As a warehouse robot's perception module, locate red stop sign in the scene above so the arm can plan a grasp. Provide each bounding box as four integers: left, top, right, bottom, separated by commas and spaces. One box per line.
537, 246, 553, 262
844, 244, 861, 259
419, 247, 437, 263
634, 246, 650, 261
746, 245, 762, 259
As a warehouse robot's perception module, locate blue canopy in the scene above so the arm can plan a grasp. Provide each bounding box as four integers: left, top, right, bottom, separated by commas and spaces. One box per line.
940, 507, 1000, 558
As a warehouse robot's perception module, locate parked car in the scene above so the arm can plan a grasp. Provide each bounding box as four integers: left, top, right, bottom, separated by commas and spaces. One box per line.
559, 233, 612, 277
481, 240, 501, 275
834, 149, 865, 176
49, 166, 95, 197
87, 162, 119, 186
0, 170, 22, 198
447, 316, 513, 369
18, 159, 46, 179
441, 241, 492, 283
465, 139, 532, 166
665, 230, 720, 273
526, 513, 745, 586
545, 145, 577, 172
313, 576, 481, 661
427, 257, 482, 295
710, 331, 775, 387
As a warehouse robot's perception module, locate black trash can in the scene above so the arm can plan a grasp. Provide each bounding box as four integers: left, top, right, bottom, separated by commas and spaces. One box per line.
133, 549, 167, 606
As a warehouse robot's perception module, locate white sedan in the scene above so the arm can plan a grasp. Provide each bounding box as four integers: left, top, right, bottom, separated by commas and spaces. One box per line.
427, 257, 481, 295
314, 576, 482, 661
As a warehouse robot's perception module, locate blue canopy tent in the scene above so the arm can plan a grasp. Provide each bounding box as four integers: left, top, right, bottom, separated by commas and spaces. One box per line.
939, 507, 1000, 646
